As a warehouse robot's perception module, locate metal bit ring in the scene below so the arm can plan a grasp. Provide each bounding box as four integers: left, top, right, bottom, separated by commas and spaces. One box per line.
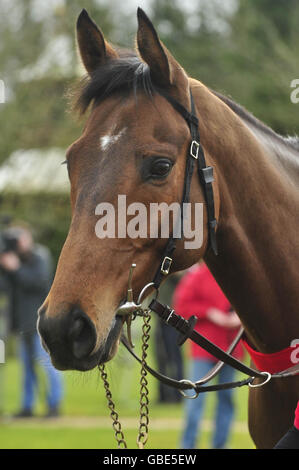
178, 380, 199, 399
137, 282, 159, 306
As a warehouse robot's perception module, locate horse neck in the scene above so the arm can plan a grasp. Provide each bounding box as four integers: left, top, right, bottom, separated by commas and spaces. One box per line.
192, 81, 299, 352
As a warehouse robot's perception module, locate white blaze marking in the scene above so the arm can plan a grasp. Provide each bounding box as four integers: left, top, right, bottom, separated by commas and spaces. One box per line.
100, 128, 127, 152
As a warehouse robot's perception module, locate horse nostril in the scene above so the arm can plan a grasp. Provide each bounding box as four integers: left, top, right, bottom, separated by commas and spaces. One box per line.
70, 318, 85, 339
69, 314, 97, 360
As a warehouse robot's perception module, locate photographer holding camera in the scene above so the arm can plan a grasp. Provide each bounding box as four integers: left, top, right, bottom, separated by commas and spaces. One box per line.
0, 225, 63, 418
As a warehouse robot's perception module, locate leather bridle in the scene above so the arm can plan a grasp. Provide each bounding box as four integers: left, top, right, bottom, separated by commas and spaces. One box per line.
116, 87, 299, 398
151, 88, 218, 289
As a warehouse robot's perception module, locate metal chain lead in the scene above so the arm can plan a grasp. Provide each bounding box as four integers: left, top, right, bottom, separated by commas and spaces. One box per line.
98, 363, 127, 449
98, 306, 151, 449
137, 308, 151, 449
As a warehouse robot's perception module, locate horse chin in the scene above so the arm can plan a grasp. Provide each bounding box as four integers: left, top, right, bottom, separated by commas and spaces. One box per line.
102, 336, 120, 363
95, 315, 125, 366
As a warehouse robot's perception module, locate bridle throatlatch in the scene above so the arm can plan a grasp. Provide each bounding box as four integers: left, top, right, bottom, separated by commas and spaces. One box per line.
99, 89, 299, 449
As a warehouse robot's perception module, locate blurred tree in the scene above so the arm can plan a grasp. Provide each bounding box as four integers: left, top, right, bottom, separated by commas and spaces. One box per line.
1, 0, 298, 165
0, 0, 128, 258
0, 0, 117, 164
151, 0, 299, 136
227, 0, 299, 134
248, 0, 298, 42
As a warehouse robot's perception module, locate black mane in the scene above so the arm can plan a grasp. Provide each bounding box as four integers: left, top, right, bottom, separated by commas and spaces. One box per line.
74, 55, 155, 114
212, 90, 299, 154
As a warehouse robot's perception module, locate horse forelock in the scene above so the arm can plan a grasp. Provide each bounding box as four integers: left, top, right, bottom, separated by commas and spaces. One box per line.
72, 54, 156, 115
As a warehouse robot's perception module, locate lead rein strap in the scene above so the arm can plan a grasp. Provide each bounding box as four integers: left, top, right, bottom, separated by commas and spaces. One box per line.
122, 338, 253, 393
122, 297, 299, 395
149, 299, 264, 379
121, 329, 253, 394
149, 299, 299, 381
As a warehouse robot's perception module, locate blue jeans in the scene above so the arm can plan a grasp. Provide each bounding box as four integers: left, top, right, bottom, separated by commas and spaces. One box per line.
180, 359, 236, 449
19, 333, 63, 411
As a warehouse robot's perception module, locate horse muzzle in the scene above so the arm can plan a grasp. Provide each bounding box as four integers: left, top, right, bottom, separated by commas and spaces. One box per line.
37, 306, 124, 371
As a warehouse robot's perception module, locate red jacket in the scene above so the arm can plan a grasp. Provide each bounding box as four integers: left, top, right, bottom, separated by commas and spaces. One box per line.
173, 263, 244, 361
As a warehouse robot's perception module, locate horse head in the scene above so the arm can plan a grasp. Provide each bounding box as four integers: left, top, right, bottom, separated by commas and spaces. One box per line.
37, 9, 218, 371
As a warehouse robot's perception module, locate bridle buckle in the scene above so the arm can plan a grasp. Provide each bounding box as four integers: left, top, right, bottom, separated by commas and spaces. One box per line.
161, 256, 172, 275
190, 140, 200, 159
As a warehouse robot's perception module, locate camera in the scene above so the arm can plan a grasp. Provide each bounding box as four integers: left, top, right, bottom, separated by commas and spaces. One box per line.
0, 229, 19, 255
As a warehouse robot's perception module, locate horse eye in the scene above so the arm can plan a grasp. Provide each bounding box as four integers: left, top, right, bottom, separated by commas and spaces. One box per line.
150, 159, 173, 179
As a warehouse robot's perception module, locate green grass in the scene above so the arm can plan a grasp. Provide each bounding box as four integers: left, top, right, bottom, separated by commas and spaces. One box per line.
0, 426, 254, 449
0, 330, 255, 449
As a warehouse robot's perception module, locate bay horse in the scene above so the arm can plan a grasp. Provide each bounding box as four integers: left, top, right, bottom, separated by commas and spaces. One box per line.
38, 9, 299, 448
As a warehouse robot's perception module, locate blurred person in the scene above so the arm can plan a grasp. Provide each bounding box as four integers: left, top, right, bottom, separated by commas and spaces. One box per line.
0, 272, 10, 416
154, 273, 184, 403
0, 226, 63, 418
174, 263, 243, 449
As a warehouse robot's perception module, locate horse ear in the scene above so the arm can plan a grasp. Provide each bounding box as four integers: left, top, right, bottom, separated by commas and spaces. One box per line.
136, 8, 188, 90
76, 9, 118, 74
